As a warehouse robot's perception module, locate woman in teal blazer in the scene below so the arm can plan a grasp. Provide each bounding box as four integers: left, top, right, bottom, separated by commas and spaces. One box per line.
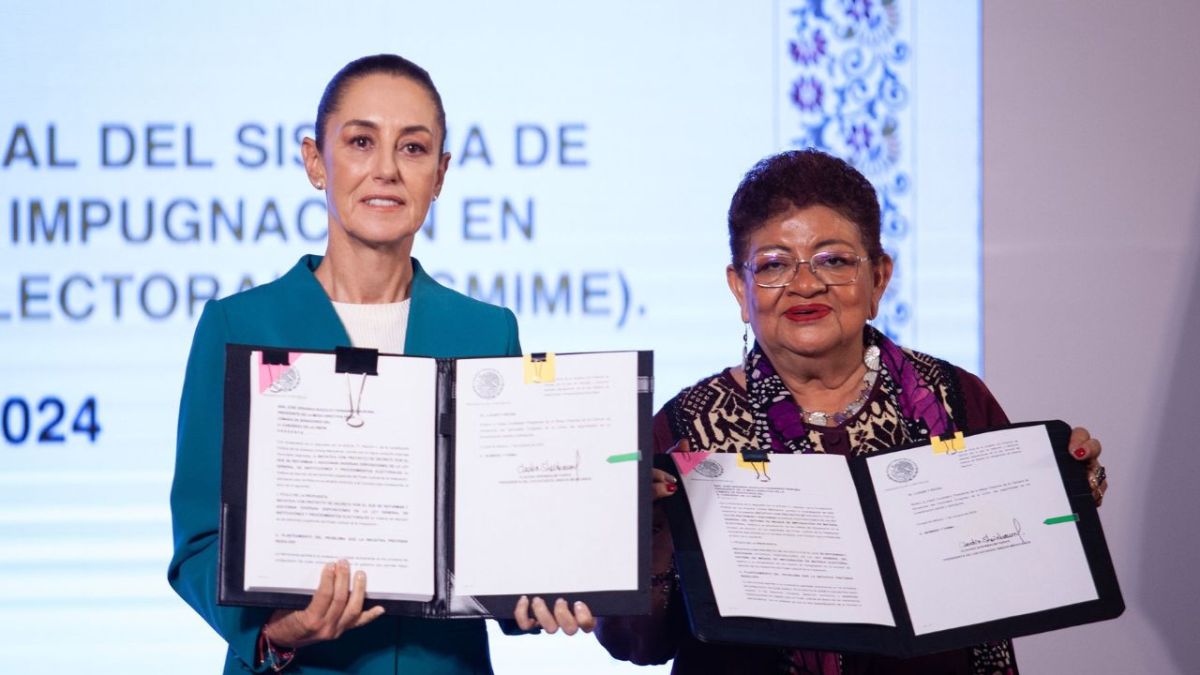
168, 55, 590, 674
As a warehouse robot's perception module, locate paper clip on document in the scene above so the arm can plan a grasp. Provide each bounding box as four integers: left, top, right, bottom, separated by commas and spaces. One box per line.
931, 431, 965, 455
523, 352, 556, 384
738, 449, 771, 482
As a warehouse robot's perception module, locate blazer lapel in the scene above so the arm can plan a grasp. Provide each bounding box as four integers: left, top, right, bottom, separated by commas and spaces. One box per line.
404, 257, 440, 357
281, 254, 352, 349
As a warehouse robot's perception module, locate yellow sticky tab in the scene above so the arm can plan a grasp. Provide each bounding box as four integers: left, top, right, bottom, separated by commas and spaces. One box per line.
736, 451, 772, 481
931, 431, 966, 455
523, 352, 556, 384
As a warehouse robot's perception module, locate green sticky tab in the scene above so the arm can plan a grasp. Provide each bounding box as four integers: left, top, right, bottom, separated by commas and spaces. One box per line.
1043, 514, 1079, 525
606, 452, 640, 464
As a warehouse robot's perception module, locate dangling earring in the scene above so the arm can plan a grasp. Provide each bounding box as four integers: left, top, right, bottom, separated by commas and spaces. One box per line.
741, 322, 750, 370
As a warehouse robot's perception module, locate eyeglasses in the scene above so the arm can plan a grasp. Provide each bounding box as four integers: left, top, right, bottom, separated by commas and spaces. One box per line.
743, 251, 869, 288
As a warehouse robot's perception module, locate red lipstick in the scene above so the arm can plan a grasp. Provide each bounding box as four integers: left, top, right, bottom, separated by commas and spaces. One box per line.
783, 304, 831, 322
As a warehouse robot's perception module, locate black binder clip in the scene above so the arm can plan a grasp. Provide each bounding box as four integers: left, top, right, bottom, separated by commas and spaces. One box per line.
740, 449, 771, 482
334, 346, 379, 375
523, 352, 556, 384
931, 431, 965, 455
261, 349, 290, 366
740, 449, 770, 463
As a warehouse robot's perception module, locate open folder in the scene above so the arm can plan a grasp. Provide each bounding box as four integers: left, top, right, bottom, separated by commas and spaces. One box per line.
219, 344, 652, 618
659, 421, 1123, 657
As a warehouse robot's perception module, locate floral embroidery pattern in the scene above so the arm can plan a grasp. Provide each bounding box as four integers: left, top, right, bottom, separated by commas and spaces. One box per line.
779, 0, 913, 344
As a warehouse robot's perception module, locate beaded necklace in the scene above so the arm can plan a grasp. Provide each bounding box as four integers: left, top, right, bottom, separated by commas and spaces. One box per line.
744, 326, 953, 454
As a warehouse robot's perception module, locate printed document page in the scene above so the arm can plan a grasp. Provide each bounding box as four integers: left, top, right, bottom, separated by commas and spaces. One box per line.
243, 351, 437, 601
676, 452, 895, 625
452, 352, 641, 596
866, 425, 1099, 634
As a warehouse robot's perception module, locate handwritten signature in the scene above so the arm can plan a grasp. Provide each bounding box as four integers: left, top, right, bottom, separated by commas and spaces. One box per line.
517, 450, 581, 479
958, 518, 1028, 550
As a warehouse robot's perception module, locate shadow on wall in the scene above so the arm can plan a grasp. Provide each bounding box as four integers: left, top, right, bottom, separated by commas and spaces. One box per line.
1141, 193, 1200, 673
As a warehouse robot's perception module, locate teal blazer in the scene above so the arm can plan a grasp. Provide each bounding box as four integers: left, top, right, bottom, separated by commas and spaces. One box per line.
168, 255, 520, 674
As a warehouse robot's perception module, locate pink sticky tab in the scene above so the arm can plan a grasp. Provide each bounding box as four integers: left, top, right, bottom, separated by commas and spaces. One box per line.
257, 352, 303, 393
672, 451, 711, 477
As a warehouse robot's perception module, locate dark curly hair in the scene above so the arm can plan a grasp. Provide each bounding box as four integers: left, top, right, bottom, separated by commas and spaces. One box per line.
315, 54, 446, 154
727, 149, 883, 265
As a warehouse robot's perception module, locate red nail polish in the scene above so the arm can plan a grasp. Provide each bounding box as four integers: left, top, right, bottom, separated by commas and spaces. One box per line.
666, 484, 677, 493
1073, 448, 1086, 459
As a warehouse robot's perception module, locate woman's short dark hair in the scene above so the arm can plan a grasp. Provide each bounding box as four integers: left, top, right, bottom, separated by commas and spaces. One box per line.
315, 54, 447, 154
727, 149, 883, 265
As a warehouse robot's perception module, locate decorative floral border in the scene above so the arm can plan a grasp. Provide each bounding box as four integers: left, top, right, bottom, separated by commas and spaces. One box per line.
778, 0, 914, 343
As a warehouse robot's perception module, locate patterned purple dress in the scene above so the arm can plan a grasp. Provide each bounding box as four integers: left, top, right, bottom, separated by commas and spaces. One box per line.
599, 330, 1017, 675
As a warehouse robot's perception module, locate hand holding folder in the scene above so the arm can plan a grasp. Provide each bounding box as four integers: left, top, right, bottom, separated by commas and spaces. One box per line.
658, 421, 1123, 657
220, 345, 655, 620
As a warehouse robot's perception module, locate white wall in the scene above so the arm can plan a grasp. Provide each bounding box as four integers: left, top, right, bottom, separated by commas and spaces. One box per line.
983, 2, 1200, 673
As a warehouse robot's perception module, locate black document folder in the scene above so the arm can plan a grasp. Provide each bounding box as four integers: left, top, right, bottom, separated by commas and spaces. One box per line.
219, 344, 653, 619
658, 420, 1123, 657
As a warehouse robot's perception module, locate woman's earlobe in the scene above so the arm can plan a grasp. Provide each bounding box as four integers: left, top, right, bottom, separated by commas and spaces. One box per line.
726, 265, 752, 323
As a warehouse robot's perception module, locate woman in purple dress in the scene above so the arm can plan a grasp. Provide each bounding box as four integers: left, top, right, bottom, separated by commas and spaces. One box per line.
595, 149, 1107, 674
